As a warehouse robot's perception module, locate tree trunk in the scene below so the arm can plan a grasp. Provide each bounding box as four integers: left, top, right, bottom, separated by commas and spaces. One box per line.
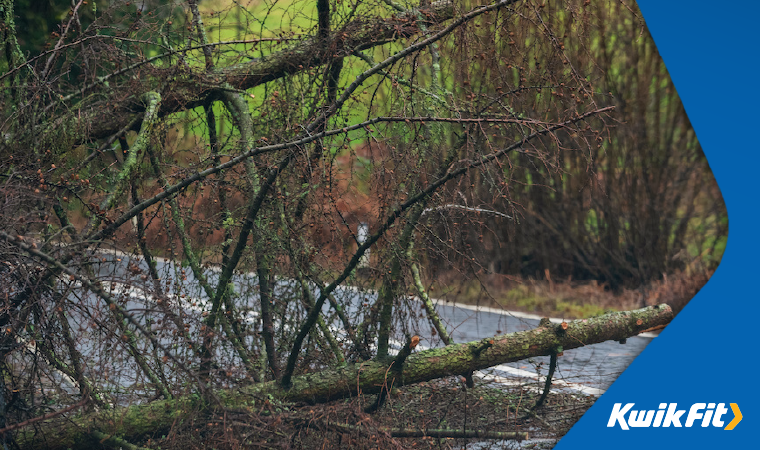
15, 305, 672, 450
59, 0, 460, 142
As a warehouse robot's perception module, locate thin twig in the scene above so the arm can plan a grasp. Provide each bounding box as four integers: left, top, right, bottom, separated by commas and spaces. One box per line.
0, 398, 87, 436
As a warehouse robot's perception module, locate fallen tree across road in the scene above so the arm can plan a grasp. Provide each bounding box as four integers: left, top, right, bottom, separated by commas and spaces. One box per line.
16, 305, 672, 450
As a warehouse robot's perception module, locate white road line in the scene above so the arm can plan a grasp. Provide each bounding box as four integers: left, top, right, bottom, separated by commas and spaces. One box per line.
87, 251, 650, 396
477, 366, 607, 396
431, 299, 659, 339
16, 337, 79, 390
389, 338, 607, 396
95, 249, 658, 338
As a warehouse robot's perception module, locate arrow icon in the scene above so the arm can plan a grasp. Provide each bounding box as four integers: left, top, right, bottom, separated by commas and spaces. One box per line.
724, 403, 742, 430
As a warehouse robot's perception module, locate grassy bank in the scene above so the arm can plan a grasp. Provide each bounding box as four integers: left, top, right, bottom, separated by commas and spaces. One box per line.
428, 269, 713, 319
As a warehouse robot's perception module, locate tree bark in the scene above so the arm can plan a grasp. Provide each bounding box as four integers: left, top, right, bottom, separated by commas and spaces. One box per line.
15, 304, 672, 450
59, 0, 459, 142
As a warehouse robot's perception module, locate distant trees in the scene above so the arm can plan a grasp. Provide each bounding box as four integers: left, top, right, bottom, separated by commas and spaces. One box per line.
0, 0, 718, 448
414, 1, 726, 289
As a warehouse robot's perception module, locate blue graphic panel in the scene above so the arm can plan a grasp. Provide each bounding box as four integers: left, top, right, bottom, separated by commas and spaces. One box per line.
556, 1, 759, 448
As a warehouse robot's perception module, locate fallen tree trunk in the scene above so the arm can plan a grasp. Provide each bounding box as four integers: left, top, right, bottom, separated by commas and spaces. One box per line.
274, 304, 672, 403
16, 304, 672, 450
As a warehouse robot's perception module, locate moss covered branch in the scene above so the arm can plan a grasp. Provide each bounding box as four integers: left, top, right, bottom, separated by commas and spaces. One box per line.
16, 305, 671, 450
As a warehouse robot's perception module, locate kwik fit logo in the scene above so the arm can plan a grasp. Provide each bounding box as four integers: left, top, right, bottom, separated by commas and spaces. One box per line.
608, 403, 742, 430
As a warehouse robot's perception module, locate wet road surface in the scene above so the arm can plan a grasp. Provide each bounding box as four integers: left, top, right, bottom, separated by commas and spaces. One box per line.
53, 251, 653, 398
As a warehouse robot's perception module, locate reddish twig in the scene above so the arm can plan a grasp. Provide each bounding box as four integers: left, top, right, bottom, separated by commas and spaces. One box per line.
0, 398, 88, 436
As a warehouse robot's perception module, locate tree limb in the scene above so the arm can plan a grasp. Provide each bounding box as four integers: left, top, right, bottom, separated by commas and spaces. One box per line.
15, 305, 671, 450
57, 1, 460, 141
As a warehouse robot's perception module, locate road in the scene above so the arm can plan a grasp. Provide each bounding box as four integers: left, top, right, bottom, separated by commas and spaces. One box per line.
48, 251, 654, 399
418, 299, 653, 395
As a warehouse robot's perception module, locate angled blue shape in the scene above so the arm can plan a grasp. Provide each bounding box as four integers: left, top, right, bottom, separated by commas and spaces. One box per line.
556, 1, 759, 448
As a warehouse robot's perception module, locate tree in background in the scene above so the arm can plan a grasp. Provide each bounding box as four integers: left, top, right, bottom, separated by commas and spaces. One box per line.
447, 2, 725, 291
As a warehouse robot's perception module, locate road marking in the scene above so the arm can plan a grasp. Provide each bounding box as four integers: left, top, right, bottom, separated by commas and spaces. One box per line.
389, 338, 607, 396
96, 249, 658, 337
431, 299, 659, 338
89, 251, 647, 395
478, 366, 607, 396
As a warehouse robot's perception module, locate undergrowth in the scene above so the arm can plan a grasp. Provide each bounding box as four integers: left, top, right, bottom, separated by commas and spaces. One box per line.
142, 376, 593, 449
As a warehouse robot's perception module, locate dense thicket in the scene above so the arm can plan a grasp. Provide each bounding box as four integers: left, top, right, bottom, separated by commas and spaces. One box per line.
412, 2, 726, 288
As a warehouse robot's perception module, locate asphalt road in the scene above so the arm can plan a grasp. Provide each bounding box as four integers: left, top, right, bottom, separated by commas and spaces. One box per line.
53, 251, 653, 398
418, 299, 653, 395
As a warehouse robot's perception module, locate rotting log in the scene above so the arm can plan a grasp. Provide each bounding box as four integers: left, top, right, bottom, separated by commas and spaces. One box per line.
15, 304, 672, 450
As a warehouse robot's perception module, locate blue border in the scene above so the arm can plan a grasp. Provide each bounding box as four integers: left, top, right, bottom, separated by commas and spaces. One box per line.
556, 1, 760, 448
